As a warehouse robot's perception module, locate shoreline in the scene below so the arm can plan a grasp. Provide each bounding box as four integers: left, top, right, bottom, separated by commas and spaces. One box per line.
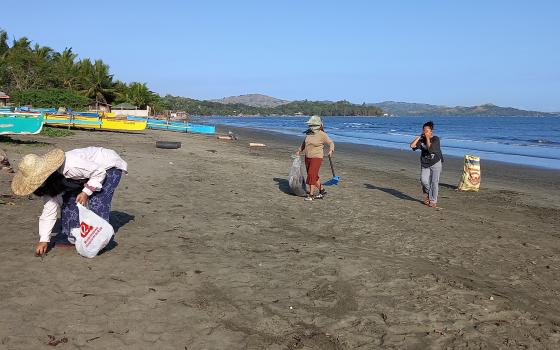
217, 124, 560, 208
204, 118, 560, 171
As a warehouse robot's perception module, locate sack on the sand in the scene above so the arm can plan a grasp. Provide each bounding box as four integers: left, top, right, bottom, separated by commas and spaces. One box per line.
72, 204, 114, 258
289, 156, 307, 197
458, 155, 481, 191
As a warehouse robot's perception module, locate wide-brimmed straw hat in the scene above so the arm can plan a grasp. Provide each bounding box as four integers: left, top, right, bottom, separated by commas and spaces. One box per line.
11, 149, 65, 196
305, 115, 323, 126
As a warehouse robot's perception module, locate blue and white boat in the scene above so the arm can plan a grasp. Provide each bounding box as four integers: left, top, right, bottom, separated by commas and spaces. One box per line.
127, 116, 215, 134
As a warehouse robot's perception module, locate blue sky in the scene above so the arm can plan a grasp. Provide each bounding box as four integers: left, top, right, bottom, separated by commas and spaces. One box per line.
2, 0, 560, 111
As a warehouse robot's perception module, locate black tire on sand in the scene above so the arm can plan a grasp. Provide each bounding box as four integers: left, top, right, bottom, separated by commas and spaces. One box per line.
155, 141, 182, 149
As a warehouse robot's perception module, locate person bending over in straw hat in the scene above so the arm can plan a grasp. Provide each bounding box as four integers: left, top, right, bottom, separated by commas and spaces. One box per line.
295, 115, 334, 201
11, 147, 127, 256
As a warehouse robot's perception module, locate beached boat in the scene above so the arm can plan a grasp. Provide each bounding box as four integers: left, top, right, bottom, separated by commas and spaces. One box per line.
0, 112, 44, 135
101, 117, 147, 131
146, 118, 190, 132
44, 114, 102, 128
127, 116, 216, 134
44, 113, 147, 131
189, 124, 216, 134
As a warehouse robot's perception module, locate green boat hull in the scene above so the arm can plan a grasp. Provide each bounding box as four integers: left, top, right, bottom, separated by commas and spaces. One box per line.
0, 112, 44, 135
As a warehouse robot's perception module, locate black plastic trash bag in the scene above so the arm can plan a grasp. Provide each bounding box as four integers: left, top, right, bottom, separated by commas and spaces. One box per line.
289, 156, 307, 197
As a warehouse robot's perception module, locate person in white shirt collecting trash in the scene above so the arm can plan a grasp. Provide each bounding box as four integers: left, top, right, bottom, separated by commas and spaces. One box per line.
11, 147, 127, 256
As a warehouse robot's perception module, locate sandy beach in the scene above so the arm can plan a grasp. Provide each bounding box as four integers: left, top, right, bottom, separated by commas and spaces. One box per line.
1, 127, 559, 349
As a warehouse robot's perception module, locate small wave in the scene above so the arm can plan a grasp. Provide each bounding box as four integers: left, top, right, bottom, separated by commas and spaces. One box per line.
529, 139, 560, 145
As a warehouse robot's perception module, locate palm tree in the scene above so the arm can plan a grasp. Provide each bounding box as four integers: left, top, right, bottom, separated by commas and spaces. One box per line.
0, 30, 8, 56
33, 44, 54, 61
114, 81, 159, 109
53, 48, 79, 89
126, 82, 152, 108
11, 37, 31, 51
3, 37, 35, 90
79, 59, 115, 104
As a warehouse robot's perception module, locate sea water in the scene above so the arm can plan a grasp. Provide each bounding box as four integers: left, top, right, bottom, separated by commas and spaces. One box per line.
199, 116, 560, 170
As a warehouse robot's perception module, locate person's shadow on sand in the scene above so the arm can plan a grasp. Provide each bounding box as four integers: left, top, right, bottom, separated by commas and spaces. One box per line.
273, 177, 292, 195
0, 135, 51, 146
440, 182, 457, 190
110, 211, 135, 233
364, 183, 423, 204
273, 177, 299, 196
98, 211, 136, 255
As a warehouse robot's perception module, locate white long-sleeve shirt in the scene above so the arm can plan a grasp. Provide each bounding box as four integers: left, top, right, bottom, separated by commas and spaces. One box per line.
38, 147, 127, 242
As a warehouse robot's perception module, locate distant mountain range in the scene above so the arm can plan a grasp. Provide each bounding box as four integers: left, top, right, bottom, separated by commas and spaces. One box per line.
368, 101, 558, 117
207, 94, 558, 116
210, 94, 289, 108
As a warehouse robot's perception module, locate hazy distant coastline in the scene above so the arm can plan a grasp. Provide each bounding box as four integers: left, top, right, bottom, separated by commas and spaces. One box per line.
205, 94, 559, 117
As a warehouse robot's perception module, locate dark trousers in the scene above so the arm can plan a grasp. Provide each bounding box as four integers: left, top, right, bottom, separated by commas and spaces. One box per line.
60, 168, 122, 238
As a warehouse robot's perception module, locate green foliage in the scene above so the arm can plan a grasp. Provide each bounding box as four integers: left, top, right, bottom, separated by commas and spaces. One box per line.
162, 95, 263, 115
11, 88, 91, 109
0, 30, 9, 56
0, 36, 52, 91
0, 28, 168, 112
40, 126, 74, 137
78, 59, 115, 104
161, 95, 383, 116
0, 29, 117, 107
53, 48, 79, 90
114, 81, 160, 109
273, 100, 382, 116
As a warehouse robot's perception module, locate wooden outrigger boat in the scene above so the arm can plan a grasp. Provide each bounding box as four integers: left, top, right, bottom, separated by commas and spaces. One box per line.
127, 116, 216, 134
44, 113, 147, 131
0, 112, 44, 135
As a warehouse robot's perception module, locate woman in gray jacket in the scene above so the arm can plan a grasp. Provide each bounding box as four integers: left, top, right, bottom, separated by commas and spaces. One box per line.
410, 121, 444, 208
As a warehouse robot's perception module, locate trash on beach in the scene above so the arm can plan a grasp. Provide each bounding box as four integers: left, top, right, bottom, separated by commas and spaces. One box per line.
218, 132, 237, 141
288, 156, 307, 197
249, 142, 267, 147
458, 155, 481, 191
47, 335, 68, 346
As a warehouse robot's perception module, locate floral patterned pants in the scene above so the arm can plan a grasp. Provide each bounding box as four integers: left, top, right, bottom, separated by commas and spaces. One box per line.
60, 168, 122, 238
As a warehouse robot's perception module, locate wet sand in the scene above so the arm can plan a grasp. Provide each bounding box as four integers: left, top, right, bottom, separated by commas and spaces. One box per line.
0, 127, 559, 349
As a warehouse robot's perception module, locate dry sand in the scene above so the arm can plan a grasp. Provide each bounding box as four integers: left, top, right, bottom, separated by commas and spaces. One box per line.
0, 127, 559, 349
